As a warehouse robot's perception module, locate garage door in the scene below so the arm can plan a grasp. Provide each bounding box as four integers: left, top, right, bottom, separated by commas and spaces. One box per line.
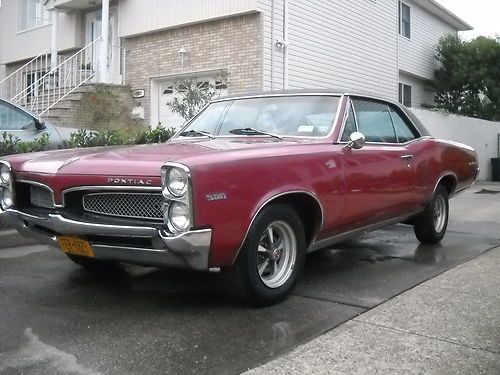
158, 78, 228, 130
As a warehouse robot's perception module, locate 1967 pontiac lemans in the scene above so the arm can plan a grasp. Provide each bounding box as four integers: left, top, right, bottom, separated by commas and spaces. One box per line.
0, 91, 478, 305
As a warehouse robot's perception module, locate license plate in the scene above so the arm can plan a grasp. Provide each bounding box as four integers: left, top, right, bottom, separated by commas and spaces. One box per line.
57, 236, 95, 258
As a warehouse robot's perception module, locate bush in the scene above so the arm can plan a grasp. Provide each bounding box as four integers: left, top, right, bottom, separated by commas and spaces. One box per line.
63, 129, 125, 148
0, 125, 176, 157
0, 132, 50, 157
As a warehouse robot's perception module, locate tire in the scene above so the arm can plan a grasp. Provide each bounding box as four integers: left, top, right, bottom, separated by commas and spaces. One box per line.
223, 204, 306, 306
66, 254, 117, 271
414, 185, 449, 244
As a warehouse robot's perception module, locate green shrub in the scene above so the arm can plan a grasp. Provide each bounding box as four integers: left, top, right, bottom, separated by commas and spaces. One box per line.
0, 132, 50, 157
0, 125, 176, 157
64, 125, 176, 149
128, 125, 176, 145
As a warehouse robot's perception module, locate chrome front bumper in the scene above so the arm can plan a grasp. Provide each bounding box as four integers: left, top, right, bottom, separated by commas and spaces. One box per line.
0, 209, 212, 271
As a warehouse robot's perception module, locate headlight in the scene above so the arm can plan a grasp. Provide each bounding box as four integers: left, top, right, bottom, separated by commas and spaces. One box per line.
168, 202, 190, 232
165, 167, 189, 197
1, 188, 14, 210
0, 164, 11, 184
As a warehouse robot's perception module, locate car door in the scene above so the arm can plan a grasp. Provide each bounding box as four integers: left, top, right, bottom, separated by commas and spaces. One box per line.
339, 98, 417, 230
0, 100, 46, 143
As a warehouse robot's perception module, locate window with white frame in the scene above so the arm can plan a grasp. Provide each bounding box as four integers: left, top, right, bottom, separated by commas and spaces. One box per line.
399, 83, 412, 107
398, 1, 411, 38
18, 0, 51, 31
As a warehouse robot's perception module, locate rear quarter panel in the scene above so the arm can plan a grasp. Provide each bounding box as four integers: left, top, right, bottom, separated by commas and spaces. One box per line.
408, 138, 477, 203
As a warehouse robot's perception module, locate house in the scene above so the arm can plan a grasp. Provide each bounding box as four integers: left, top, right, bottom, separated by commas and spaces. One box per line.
0, 0, 471, 128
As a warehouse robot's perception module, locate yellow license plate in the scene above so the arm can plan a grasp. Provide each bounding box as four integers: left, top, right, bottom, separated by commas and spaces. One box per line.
57, 236, 95, 258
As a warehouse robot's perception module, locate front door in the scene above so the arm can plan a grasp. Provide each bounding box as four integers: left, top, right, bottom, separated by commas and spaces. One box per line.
85, 8, 120, 83
339, 98, 416, 230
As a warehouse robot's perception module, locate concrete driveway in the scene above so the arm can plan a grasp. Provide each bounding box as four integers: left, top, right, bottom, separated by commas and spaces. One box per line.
0, 183, 499, 374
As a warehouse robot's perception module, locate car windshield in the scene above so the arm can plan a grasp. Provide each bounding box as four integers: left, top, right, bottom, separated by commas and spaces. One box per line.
177, 95, 341, 138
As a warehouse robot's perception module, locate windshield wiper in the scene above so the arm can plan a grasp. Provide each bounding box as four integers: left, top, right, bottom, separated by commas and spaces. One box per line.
229, 127, 283, 140
179, 129, 215, 139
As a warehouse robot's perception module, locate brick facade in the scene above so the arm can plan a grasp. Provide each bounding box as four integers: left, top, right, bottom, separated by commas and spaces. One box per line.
124, 13, 263, 126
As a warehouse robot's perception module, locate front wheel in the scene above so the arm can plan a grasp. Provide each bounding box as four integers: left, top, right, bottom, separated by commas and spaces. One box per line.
414, 185, 449, 244
223, 204, 306, 306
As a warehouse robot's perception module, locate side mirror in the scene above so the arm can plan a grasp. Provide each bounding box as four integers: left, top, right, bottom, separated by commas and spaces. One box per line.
345, 132, 366, 150
35, 118, 46, 131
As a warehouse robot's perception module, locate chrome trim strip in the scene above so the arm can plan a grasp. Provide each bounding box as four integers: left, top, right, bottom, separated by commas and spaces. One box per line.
0, 160, 14, 212
1, 209, 158, 237
61, 185, 162, 208
308, 210, 423, 252
233, 190, 325, 262
15, 182, 162, 209
161, 162, 194, 235
335, 95, 425, 144
432, 173, 458, 198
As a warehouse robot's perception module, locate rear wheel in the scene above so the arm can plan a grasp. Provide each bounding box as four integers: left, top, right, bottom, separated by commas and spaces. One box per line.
414, 185, 449, 244
223, 204, 306, 306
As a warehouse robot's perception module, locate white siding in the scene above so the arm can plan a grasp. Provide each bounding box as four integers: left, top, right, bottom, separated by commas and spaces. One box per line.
0, 1, 80, 64
258, 0, 285, 90
259, 0, 399, 101
119, 0, 259, 38
398, 0, 456, 80
399, 72, 435, 108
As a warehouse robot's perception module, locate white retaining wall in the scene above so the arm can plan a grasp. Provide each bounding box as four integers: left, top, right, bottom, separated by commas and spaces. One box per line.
412, 109, 500, 181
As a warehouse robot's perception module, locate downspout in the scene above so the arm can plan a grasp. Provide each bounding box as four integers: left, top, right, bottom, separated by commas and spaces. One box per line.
283, 0, 289, 89
50, 9, 59, 72
270, 0, 274, 90
100, 0, 110, 83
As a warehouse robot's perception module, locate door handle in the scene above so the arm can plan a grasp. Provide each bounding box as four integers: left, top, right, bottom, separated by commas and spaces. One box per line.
401, 155, 414, 160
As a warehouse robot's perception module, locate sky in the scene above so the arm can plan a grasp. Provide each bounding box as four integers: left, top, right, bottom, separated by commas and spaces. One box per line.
435, 0, 500, 39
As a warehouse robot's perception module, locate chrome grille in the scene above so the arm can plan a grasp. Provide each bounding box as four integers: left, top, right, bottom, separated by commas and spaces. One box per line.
82, 192, 164, 220
30, 185, 54, 209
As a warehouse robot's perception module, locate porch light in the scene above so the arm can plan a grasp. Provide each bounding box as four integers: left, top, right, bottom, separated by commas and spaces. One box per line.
178, 47, 188, 68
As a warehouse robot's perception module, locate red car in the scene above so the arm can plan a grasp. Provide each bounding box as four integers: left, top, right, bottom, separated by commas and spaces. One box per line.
0, 92, 478, 305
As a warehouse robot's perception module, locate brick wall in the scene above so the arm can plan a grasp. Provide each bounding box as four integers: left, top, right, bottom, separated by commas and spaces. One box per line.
124, 13, 263, 126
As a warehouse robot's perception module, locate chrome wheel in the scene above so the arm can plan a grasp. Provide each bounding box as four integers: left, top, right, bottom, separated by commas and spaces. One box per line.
414, 185, 449, 245
433, 194, 447, 233
257, 220, 297, 289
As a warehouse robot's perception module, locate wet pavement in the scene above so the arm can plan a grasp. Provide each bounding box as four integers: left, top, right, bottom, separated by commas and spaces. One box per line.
1, 186, 499, 374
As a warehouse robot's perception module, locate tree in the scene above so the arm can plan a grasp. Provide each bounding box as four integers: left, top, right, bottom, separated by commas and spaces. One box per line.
434, 35, 500, 121
167, 71, 228, 121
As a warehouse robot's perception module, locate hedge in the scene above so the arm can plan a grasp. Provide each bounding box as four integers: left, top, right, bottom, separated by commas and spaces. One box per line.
0, 125, 176, 157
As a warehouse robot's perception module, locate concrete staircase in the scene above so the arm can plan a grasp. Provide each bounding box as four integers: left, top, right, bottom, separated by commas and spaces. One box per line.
41, 83, 138, 130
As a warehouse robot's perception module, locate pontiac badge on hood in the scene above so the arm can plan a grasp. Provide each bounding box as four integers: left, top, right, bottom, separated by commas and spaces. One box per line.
108, 178, 152, 185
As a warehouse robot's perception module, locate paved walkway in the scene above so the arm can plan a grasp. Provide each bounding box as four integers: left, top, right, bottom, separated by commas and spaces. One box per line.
247, 245, 500, 374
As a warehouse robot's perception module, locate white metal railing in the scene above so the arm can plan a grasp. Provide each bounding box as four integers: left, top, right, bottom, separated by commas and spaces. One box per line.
0, 49, 51, 100
10, 37, 102, 115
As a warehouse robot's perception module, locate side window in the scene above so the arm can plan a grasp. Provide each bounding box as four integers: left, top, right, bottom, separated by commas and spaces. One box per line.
390, 107, 419, 143
341, 102, 357, 142
0, 101, 35, 131
352, 100, 397, 143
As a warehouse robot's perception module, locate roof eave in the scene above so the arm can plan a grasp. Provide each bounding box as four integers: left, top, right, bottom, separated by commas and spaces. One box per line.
415, 0, 473, 31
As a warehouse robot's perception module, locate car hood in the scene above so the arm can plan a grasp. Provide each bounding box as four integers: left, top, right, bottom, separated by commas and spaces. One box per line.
5, 137, 310, 177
